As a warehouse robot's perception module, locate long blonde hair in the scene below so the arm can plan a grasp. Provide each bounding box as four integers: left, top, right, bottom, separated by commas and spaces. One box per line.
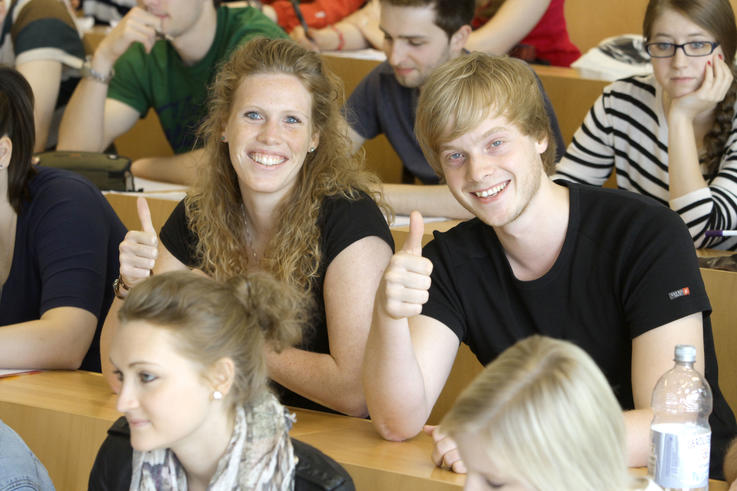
441, 336, 630, 491
187, 38, 385, 299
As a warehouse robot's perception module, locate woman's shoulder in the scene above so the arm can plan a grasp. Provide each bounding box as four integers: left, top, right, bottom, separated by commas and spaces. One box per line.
319, 189, 384, 218
318, 189, 394, 255
27, 167, 106, 208
604, 74, 658, 101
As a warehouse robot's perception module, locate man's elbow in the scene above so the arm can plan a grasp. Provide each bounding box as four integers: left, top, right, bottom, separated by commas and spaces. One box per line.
371, 417, 422, 442
369, 409, 424, 441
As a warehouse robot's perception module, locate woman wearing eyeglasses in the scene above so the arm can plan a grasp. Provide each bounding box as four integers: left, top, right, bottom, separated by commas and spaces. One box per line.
554, 0, 737, 249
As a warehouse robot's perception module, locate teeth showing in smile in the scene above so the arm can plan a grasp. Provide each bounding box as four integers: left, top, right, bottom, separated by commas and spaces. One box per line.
249, 152, 286, 166
473, 181, 508, 198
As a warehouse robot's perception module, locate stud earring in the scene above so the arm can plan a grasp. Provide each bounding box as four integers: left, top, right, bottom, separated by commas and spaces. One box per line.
308, 147, 315, 153
220, 135, 226, 142
212, 390, 223, 400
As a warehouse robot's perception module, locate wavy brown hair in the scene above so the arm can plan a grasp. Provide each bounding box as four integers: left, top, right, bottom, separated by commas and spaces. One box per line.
644, 0, 737, 179
187, 38, 386, 299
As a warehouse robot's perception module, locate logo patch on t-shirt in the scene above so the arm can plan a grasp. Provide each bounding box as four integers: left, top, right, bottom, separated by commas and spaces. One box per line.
668, 287, 691, 300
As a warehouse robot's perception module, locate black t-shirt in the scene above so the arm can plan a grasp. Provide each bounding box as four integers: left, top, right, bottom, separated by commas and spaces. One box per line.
422, 181, 736, 478
0, 167, 126, 372
160, 191, 394, 412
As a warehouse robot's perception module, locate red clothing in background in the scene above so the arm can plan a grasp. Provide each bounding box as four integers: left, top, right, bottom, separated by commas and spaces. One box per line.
473, 0, 581, 67
264, 0, 366, 33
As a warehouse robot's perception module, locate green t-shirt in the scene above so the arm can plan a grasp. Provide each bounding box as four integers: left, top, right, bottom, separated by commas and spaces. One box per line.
108, 6, 286, 154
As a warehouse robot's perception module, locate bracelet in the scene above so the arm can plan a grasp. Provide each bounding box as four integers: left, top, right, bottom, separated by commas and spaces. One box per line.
80, 57, 115, 85
329, 25, 345, 51
113, 276, 130, 300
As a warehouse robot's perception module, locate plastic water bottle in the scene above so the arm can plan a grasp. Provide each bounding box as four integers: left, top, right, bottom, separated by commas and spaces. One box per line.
648, 344, 712, 491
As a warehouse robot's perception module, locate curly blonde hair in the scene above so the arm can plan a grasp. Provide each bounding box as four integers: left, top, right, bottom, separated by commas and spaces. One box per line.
187, 38, 386, 299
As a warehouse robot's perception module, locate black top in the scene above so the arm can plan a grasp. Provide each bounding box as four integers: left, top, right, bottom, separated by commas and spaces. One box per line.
0, 167, 126, 372
422, 181, 736, 479
160, 191, 394, 412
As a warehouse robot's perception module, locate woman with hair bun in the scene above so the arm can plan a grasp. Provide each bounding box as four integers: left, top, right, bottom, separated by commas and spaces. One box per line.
555, 0, 737, 249
109, 270, 302, 490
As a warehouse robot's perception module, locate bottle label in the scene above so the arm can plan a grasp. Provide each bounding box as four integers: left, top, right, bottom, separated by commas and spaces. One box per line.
649, 423, 710, 488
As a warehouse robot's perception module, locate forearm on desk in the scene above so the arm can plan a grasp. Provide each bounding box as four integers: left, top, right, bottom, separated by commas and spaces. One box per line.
267, 347, 368, 417
0, 307, 97, 370
131, 148, 205, 186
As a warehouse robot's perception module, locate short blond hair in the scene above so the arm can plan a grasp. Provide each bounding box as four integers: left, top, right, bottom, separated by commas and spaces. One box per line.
415, 53, 556, 177
441, 336, 630, 491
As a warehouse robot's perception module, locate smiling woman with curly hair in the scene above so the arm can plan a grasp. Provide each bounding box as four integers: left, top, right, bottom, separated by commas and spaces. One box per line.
101, 37, 394, 417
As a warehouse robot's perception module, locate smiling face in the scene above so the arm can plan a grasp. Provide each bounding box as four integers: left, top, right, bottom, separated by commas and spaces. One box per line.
110, 321, 220, 453
379, 3, 463, 88
439, 111, 547, 229
454, 432, 534, 491
649, 8, 723, 99
222, 73, 319, 203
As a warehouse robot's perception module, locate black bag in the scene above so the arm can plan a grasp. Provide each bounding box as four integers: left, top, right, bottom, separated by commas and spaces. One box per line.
36, 151, 135, 192
88, 416, 355, 491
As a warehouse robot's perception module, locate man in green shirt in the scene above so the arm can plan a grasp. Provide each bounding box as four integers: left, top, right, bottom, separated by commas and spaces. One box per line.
58, 1, 286, 184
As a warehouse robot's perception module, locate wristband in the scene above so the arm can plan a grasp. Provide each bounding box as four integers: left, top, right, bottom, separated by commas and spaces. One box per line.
113, 276, 130, 300
80, 57, 115, 85
329, 25, 345, 51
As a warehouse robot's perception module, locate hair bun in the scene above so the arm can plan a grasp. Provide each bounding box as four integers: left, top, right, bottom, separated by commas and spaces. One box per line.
228, 272, 304, 351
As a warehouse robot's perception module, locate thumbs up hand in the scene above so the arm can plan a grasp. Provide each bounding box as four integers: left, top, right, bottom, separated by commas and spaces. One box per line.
380, 211, 434, 319
118, 197, 159, 290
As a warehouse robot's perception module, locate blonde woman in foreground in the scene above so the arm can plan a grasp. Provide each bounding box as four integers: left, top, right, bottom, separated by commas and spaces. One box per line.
108, 270, 300, 490
441, 335, 662, 491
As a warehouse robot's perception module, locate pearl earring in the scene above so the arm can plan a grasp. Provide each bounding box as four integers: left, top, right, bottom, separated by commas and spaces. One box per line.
213, 390, 223, 400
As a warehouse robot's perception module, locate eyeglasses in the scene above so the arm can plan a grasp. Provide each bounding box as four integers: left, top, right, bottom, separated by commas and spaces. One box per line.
645, 41, 720, 58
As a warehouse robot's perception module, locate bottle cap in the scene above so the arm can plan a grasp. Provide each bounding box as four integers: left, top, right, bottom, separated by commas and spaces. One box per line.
674, 344, 696, 363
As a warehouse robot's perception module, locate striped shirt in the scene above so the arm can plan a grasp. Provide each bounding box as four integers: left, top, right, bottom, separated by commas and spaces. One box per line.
554, 74, 737, 250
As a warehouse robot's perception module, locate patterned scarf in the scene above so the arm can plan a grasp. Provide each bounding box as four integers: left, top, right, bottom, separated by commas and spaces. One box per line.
129, 393, 296, 491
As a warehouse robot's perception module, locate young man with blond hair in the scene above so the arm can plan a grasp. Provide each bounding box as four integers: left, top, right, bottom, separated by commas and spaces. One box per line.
344, 0, 563, 218
363, 52, 736, 479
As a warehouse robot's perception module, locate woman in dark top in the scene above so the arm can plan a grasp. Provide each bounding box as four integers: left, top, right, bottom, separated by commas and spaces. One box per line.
102, 38, 394, 415
0, 66, 125, 371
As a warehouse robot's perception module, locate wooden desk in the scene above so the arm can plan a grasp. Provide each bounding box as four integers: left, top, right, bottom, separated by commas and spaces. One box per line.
0, 371, 464, 491
104, 193, 180, 233
565, 0, 737, 54
0, 371, 728, 491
